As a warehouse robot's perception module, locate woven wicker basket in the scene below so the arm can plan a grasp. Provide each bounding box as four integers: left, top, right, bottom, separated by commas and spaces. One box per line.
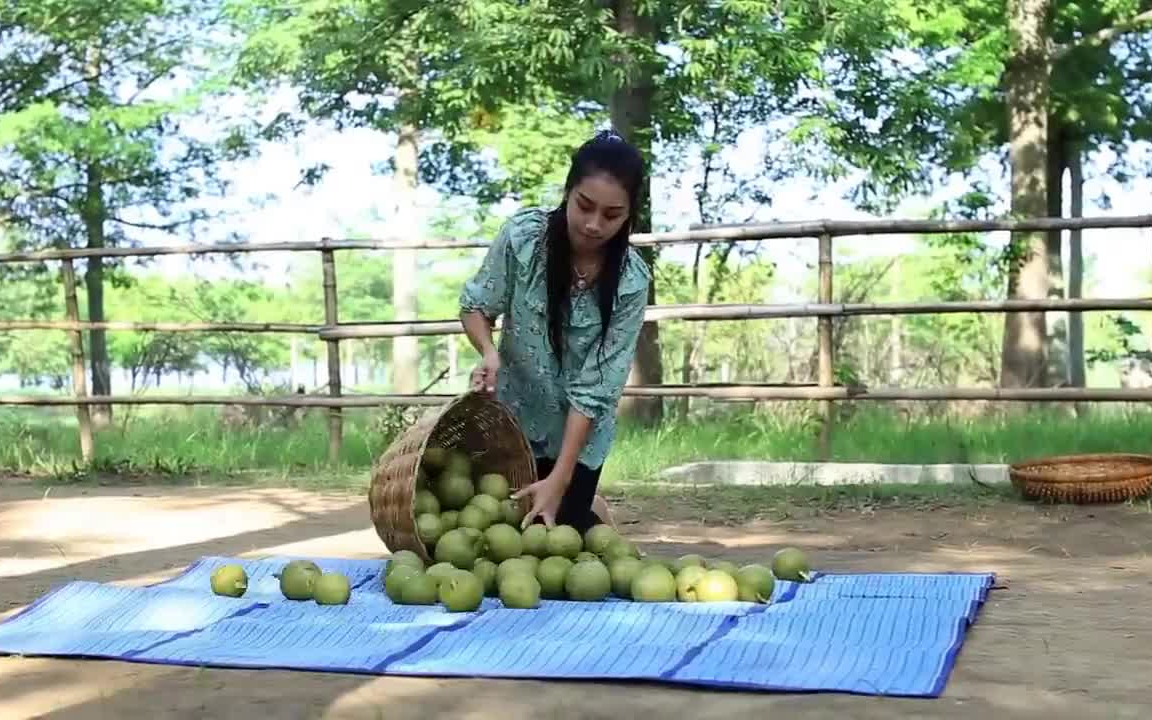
368, 392, 537, 561
1009, 453, 1152, 504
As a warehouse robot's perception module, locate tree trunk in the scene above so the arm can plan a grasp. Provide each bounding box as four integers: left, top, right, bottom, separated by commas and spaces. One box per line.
392, 123, 420, 394
1045, 119, 1067, 385
83, 46, 112, 426
611, 0, 663, 425
83, 160, 113, 426
1068, 142, 1085, 388
999, 0, 1053, 389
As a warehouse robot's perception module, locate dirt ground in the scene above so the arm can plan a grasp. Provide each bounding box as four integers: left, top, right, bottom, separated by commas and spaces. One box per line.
2, 480, 1151, 720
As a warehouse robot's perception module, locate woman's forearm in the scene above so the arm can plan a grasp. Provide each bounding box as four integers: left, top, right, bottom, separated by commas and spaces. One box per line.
550, 409, 594, 488
460, 310, 497, 355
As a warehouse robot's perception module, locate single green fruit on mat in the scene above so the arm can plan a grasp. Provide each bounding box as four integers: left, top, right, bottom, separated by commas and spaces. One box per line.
565, 560, 611, 601
399, 573, 440, 605
435, 528, 483, 570
545, 525, 583, 559
439, 570, 485, 612
472, 558, 499, 596
483, 523, 524, 562
499, 572, 541, 609
279, 562, 320, 600
521, 524, 549, 557
497, 557, 535, 586
210, 564, 248, 598
693, 570, 739, 603
385, 550, 424, 578
631, 565, 677, 602
608, 557, 645, 599
384, 564, 420, 602
425, 562, 458, 586
675, 565, 708, 602
736, 564, 775, 603
313, 572, 352, 605
583, 525, 619, 556
771, 547, 814, 583
536, 556, 574, 599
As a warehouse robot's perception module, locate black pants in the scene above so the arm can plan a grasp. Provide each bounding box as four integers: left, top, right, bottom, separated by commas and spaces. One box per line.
533, 457, 604, 535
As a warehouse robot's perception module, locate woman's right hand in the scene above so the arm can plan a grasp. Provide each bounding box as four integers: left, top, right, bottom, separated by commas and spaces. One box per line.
470, 348, 501, 393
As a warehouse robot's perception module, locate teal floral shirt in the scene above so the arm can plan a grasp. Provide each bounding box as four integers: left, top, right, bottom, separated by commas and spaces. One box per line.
459, 207, 651, 470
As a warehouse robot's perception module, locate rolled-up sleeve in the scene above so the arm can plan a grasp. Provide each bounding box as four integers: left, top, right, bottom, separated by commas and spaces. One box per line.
566, 275, 650, 421
459, 218, 516, 320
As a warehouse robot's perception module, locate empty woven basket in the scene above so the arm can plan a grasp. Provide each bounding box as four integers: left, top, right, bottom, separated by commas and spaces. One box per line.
368, 392, 537, 561
1009, 453, 1152, 504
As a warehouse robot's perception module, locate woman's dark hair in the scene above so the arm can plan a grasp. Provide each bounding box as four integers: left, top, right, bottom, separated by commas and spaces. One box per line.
544, 129, 646, 370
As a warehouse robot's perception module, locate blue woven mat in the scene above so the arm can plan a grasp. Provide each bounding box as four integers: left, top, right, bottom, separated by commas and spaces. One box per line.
0, 555, 994, 697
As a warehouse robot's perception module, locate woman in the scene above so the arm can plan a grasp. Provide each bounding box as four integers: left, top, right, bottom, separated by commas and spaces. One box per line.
458, 130, 651, 533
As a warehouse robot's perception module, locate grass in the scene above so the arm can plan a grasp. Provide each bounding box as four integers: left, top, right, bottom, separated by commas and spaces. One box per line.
4, 401, 1152, 489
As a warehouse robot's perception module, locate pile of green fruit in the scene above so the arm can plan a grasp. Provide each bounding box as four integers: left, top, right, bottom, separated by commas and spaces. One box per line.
413, 444, 525, 552
209, 560, 354, 606
383, 515, 815, 612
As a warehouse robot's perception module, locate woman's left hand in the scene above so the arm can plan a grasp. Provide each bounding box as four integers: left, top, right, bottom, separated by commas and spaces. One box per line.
512, 472, 568, 528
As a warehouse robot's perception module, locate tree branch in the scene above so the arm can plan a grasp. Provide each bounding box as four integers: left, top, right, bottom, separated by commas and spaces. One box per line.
108, 216, 186, 232
1052, 9, 1152, 60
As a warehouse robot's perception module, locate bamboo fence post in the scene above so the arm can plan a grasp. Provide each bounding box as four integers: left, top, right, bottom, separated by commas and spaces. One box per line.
817, 232, 835, 461
321, 248, 343, 464
61, 259, 94, 462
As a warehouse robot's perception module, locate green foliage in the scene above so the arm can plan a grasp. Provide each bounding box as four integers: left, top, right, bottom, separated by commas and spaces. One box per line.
1086, 315, 1152, 365
0, 0, 260, 250
802, 0, 1152, 209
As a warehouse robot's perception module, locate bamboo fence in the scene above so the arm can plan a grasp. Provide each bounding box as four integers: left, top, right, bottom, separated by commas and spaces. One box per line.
2, 212, 1151, 463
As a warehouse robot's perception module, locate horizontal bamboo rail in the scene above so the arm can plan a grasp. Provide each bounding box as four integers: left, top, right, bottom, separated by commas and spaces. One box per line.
5, 385, 1152, 407
679, 213, 1152, 238
315, 297, 1152, 340
0, 393, 453, 407
3, 297, 1148, 339
0, 320, 323, 333
1, 213, 1149, 264
652, 297, 1152, 319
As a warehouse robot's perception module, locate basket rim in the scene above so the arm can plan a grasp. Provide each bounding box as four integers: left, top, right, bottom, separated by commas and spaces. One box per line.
1008, 452, 1152, 484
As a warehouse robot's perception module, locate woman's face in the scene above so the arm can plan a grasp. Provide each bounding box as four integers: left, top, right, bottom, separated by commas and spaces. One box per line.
565, 171, 631, 255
